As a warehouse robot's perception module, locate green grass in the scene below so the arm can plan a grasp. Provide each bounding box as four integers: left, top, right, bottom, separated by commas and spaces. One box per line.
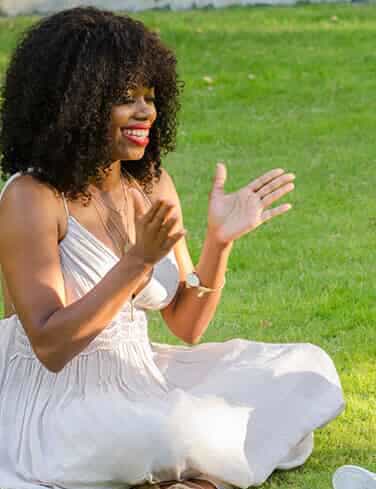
1, 3, 375, 488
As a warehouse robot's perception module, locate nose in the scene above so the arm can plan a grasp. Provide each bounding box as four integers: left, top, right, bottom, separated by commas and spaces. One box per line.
134, 97, 156, 120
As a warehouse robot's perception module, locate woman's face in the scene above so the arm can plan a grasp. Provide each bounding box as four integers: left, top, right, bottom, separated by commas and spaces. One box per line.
108, 85, 157, 162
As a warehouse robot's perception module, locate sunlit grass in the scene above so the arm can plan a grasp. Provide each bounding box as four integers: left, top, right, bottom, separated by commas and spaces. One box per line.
1, 3, 375, 487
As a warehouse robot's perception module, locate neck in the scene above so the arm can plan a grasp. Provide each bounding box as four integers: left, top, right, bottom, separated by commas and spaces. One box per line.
89, 161, 122, 192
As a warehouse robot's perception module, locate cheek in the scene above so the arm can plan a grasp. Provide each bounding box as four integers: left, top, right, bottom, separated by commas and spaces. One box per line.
110, 106, 133, 126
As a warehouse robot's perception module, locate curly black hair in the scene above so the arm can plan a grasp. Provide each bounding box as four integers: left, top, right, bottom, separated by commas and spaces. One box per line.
0, 6, 183, 201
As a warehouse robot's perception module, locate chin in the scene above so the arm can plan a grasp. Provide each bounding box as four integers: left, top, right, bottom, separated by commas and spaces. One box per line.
123, 149, 147, 161
125, 156, 145, 162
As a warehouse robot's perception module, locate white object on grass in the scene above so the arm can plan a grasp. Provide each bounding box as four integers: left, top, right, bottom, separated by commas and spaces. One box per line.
333, 465, 376, 489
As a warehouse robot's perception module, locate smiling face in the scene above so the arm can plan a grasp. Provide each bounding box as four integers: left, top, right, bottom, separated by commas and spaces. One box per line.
108, 85, 157, 162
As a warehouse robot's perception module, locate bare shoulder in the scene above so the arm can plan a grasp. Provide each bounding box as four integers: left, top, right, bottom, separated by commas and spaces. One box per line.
127, 167, 183, 220
152, 168, 177, 198
0, 175, 65, 238
150, 167, 181, 206
0, 173, 60, 218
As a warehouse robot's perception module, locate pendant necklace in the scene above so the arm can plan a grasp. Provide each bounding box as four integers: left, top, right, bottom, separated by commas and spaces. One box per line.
91, 177, 132, 255
91, 176, 136, 320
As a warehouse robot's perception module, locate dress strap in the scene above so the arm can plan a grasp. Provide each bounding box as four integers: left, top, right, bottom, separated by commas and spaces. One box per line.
0, 172, 23, 202
61, 193, 70, 220
123, 169, 152, 208
0, 167, 35, 203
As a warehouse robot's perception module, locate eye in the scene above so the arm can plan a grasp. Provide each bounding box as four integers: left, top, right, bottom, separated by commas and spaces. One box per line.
118, 94, 155, 105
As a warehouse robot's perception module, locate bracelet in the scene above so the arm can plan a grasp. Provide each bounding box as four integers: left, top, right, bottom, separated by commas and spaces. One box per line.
197, 276, 226, 298
185, 271, 226, 298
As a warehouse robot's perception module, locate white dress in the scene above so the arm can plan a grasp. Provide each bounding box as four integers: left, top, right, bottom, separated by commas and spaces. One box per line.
0, 171, 345, 489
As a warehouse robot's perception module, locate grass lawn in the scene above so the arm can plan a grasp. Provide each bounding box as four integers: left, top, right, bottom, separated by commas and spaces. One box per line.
0, 3, 375, 488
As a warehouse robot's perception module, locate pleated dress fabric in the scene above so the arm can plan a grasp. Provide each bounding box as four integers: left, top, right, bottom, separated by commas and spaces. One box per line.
0, 172, 345, 489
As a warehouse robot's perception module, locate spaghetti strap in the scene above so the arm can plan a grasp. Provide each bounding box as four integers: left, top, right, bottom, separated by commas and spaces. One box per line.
123, 170, 152, 208
61, 193, 70, 219
0, 167, 35, 202
0, 172, 23, 202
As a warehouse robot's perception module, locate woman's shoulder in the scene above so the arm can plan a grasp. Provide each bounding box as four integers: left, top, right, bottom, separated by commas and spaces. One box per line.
0, 172, 58, 208
150, 167, 181, 205
0, 172, 64, 244
127, 167, 181, 211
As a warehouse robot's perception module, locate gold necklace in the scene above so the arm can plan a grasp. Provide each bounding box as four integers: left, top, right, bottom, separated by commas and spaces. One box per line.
91, 179, 129, 236
91, 197, 136, 320
92, 196, 127, 215
91, 178, 127, 215
91, 177, 132, 258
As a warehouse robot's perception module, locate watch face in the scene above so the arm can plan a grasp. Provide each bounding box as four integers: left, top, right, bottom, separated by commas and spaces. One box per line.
187, 272, 200, 287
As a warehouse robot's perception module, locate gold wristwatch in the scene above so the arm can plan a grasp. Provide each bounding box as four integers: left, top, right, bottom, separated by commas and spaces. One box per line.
185, 272, 225, 298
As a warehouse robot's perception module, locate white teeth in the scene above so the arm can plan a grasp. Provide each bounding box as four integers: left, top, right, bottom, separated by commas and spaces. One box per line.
123, 129, 148, 137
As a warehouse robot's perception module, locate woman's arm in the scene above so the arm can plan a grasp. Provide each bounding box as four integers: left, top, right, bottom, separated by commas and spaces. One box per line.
152, 169, 232, 344
166, 231, 232, 345
0, 176, 184, 373
155, 165, 295, 344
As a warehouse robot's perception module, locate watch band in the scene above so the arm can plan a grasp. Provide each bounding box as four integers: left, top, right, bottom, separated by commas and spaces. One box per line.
185, 272, 226, 298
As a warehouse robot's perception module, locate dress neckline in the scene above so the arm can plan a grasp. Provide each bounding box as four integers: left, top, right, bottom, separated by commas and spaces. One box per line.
60, 170, 152, 262
61, 215, 157, 302
66, 215, 121, 261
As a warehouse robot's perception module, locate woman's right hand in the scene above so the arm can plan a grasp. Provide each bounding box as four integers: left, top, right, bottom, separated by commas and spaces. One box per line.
129, 197, 186, 266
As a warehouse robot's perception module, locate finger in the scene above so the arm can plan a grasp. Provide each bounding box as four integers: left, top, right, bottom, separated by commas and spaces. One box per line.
211, 162, 227, 196
248, 168, 285, 193
260, 183, 295, 208
257, 173, 295, 199
141, 199, 164, 224
262, 204, 292, 223
150, 200, 175, 228
160, 216, 179, 236
163, 229, 187, 250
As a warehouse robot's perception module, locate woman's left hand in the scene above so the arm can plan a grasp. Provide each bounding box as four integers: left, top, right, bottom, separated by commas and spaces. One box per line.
207, 163, 295, 245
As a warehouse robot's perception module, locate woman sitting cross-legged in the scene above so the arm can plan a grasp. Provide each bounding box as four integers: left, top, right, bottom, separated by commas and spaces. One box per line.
0, 6, 345, 489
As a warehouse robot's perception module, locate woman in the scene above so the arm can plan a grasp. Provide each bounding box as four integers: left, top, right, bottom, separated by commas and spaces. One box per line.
0, 6, 345, 489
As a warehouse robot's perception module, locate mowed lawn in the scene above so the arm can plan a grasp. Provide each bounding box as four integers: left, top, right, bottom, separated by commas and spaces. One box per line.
0, 3, 375, 488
